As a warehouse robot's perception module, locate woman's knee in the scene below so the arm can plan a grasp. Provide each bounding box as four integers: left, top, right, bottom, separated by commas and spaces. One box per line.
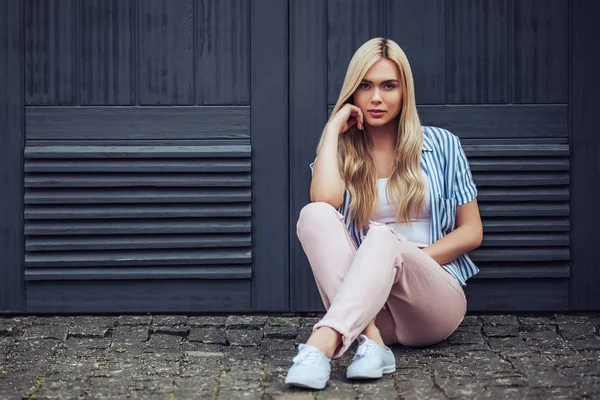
298, 202, 341, 227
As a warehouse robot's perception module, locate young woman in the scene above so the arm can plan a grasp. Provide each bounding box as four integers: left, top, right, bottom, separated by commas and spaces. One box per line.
285, 38, 483, 390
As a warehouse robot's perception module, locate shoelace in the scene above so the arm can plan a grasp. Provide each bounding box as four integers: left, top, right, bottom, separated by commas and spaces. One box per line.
355, 340, 375, 358
292, 349, 320, 365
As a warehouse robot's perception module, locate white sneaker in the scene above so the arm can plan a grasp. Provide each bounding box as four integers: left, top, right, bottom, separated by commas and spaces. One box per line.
285, 344, 331, 389
346, 334, 396, 379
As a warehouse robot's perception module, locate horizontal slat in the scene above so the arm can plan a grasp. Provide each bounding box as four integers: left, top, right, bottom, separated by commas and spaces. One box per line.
25, 266, 252, 281
25, 173, 251, 188
25, 204, 251, 220
25, 219, 251, 235
25, 188, 251, 204
479, 203, 569, 217
463, 144, 569, 157
26, 106, 250, 140
478, 187, 569, 202
469, 158, 569, 171
472, 172, 569, 186
25, 145, 250, 158
475, 266, 570, 279
482, 218, 569, 232
25, 249, 252, 267
26, 234, 251, 251
418, 106, 568, 138
482, 233, 569, 247
25, 159, 251, 173
469, 248, 570, 262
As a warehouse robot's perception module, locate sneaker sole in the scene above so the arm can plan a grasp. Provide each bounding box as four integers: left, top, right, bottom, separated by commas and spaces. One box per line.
285, 377, 328, 390
347, 366, 396, 380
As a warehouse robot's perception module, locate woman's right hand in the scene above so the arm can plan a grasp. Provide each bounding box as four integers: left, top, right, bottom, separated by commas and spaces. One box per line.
327, 103, 364, 134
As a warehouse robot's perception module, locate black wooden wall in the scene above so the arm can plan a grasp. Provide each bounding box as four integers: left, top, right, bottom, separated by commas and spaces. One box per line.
1, 0, 599, 313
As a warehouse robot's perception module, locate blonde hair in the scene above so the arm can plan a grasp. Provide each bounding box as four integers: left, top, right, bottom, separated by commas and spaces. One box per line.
318, 38, 426, 230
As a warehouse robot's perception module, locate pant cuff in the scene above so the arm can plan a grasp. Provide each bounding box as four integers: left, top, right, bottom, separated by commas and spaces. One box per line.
312, 320, 354, 359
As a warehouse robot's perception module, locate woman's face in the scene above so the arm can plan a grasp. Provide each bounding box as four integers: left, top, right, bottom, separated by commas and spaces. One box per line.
352, 58, 403, 129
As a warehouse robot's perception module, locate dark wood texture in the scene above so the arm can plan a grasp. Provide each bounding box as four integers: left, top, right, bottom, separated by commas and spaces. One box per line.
290, 0, 329, 312
465, 279, 569, 311
80, 0, 135, 105
446, 0, 508, 103
0, 0, 25, 313
139, 0, 194, 105
27, 107, 250, 140
24, 0, 77, 105
327, 0, 386, 104
196, 0, 249, 105
250, 0, 289, 311
514, 0, 569, 103
569, 0, 600, 310
26, 280, 251, 313
388, 0, 445, 104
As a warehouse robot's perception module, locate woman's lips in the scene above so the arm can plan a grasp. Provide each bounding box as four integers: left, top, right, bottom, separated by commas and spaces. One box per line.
368, 110, 386, 118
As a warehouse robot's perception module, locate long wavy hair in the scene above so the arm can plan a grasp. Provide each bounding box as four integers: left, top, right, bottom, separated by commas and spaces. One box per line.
317, 38, 426, 230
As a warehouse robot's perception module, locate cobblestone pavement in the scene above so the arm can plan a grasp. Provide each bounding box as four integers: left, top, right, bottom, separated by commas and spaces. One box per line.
1, 313, 600, 399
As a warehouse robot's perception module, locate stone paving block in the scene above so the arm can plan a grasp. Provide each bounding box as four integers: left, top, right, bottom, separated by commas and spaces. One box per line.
295, 326, 312, 345
32, 316, 75, 326
181, 341, 223, 352
487, 336, 525, 350
483, 324, 519, 337
567, 336, 600, 351
226, 315, 268, 329
0, 337, 15, 356
224, 345, 262, 362
87, 376, 131, 396
188, 326, 227, 344
23, 324, 68, 340
448, 330, 485, 345
116, 315, 152, 326
69, 324, 111, 339
434, 376, 491, 399
0, 321, 16, 336
147, 333, 182, 350
517, 315, 556, 325
519, 323, 557, 333
152, 314, 187, 327
112, 326, 149, 342
355, 377, 397, 399
188, 315, 227, 327
64, 337, 112, 350
555, 314, 590, 324
32, 378, 89, 400
460, 315, 482, 326
454, 324, 481, 334
481, 315, 518, 326
264, 317, 301, 339
72, 316, 116, 328
559, 323, 597, 340
226, 328, 264, 346
261, 339, 296, 358
110, 341, 145, 356
8, 338, 61, 363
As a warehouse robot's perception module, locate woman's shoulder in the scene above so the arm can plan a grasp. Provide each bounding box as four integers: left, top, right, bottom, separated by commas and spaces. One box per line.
421, 125, 461, 148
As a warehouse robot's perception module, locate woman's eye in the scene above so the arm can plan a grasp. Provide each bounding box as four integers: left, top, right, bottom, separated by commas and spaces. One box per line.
384, 84, 396, 89
359, 83, 370, 89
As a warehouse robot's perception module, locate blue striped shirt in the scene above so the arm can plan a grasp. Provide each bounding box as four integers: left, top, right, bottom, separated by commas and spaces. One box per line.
310, 126, 479, 286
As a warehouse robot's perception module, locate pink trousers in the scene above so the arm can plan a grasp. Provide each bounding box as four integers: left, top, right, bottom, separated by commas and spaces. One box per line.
297, 202, 467, 358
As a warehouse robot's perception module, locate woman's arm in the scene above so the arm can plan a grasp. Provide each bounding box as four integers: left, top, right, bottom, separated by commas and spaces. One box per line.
310, 104, 363, 207
422, 199, 483, 265
310, 126, 346, 207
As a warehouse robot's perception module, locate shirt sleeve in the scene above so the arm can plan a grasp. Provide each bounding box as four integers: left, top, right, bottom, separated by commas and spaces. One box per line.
453, 137, 478, 205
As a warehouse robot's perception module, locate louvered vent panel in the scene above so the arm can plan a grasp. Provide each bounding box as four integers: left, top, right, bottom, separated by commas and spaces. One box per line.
465, 144, 570, 279
24, 145, 252, 281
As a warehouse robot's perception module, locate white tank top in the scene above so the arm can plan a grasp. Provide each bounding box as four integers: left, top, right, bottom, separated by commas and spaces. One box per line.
374, 173, 431, 248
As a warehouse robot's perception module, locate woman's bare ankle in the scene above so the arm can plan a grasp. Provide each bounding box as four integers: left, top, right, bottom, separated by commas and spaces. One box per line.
305, 327, 341, 359
362, 324, 388, 350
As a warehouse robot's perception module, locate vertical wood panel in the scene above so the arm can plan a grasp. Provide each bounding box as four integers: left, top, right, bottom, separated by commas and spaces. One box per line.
388, 0, 446, 104
569, 0, 600, 310
139, 0, 194, 105
80, 0, 135, 105
0, 0, 25, 312
251, 0, 289, 311
196, 0, 249, 105
327, 0, 385, 104
514, 0, 569, 103
290, 0, 328, 312
24, 0, 77, 105
447, 0, 508, 103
